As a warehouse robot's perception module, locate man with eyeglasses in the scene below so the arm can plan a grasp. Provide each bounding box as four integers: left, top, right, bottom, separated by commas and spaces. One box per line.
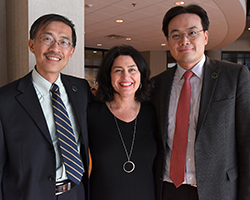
0, 14, 92, 200
151, 4, 250, 200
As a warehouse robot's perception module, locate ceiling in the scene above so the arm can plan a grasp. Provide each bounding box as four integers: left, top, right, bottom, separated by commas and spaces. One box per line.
85, 0, 247, 51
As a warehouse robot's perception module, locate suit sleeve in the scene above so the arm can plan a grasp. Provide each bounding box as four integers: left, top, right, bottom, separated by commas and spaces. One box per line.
0, 117, 6, 200
236, 66, 250, 199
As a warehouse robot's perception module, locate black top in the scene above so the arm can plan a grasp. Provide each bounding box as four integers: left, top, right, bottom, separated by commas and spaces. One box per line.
88, 101, 157, 200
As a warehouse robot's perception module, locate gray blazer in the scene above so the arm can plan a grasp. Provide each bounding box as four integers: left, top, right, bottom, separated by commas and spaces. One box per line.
151, 57, 250, 200
0, 72, 92, 200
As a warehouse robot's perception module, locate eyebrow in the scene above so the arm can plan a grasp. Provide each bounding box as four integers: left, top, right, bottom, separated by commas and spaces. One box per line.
187, 26, 199, 30
170, 26, 199, 34
112, 64, 136, 69
42, 31, 71, 40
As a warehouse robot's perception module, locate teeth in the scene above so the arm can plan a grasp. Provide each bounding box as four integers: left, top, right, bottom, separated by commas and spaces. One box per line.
120, 83, 132, 86
47, 57, 60, 61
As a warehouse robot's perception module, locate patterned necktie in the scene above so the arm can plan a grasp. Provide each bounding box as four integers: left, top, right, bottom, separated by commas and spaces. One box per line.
170, 71, 193, 188
50, 83, 84, 185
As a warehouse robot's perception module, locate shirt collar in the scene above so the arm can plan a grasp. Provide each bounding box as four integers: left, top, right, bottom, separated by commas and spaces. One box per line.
176, 54, 205, 82
32, 67, 63, 95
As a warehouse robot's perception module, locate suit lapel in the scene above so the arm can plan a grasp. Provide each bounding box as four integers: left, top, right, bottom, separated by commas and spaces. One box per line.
61, 75, 83, 133
196, 57, 220, 138
16, 72, 52, 143
159, 67, 176, 143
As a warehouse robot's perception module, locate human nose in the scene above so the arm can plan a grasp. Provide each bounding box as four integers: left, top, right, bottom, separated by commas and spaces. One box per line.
180, 33, 190, 45
51, 40, 61, 46
49, 40, 61, 50
122, 70, 130, 77
54, 40, 61, 46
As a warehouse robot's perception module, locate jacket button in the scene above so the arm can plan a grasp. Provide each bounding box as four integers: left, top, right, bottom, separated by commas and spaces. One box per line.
48, 176, 55, 182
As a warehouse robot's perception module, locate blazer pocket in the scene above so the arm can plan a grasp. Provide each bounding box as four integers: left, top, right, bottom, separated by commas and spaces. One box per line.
226, 167, 238, 182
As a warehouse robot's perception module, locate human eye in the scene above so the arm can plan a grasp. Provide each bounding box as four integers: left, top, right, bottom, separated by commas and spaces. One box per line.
112, 67, 122, 73
171, 33, 180, 39
188, 30, 198, 37
115, 69, 122, 73
41, 36, 53, 44
59, 39, 70, 47
129, 67, 138, 73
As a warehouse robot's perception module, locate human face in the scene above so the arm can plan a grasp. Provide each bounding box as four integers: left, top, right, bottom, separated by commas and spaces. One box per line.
28, 21, 75, 83
111, 55, 141, 99
166, 13, 208, 70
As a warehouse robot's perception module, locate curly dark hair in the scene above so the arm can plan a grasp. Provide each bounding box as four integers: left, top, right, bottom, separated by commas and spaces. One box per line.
30, 14, 76, 47
162, 4, 210, 38
96, 45, 152, 102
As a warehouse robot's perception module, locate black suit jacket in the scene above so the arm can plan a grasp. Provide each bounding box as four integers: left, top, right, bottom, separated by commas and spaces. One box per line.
0, 72, 92, 200
151, 57, 250, 200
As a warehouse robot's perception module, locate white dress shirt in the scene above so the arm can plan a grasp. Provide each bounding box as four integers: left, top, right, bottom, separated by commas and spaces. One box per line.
32, 68, 81, 182
164, 55, 205, 185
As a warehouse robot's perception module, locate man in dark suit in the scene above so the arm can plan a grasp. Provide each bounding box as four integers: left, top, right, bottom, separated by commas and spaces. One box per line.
0, 14, 92, 200
151, 4, 250, 200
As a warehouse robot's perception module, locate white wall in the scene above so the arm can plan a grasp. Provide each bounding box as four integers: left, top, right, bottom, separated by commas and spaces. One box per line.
28, 0, 85, 78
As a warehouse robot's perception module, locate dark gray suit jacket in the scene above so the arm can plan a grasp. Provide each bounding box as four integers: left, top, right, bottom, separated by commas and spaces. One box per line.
0, 72, 92, 200
151, 57, 250, 200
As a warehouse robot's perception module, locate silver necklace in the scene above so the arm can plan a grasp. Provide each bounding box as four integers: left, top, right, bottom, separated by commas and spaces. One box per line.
110, 102, 137, 173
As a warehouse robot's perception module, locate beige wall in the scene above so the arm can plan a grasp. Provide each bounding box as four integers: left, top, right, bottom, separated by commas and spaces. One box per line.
222, 38, 250, 52
0, 0, 85, 87
206, 50, 222, 60
150, 51, 167, 77
6, 0, 29, 84
0, 0, 28, 87
206, 32, 250, 60
141, 50, 167, 77
0, 0, 7, 87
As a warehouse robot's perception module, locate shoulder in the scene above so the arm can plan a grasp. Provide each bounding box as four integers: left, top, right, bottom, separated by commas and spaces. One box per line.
61, 74, 92, 100
0, 80, 19, 95
150, 67, 176, 92
0, 73, 32, 99
207, 57, 247, 71
151, 67, 176, 81
61, 73, 89, 86
206, 58, 250, 81
89, 100, 104, 108
141, 101, 155, 109
140, 102, 157, 116
139, 102, 158, 127
88, 101, 106, 114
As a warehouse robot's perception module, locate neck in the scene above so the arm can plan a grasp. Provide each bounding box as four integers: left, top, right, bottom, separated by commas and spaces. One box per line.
35, 67, 60, 83
112, 94, 138, 110
178, 55, 204, 70
108, 95, 140, 123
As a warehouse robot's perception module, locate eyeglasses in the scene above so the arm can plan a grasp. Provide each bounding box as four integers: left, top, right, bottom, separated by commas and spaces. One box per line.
34, 36, 73, 48
169, 29, 203, 43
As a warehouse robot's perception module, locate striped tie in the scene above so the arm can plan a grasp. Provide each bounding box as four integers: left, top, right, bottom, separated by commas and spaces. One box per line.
50, 83, 84, 185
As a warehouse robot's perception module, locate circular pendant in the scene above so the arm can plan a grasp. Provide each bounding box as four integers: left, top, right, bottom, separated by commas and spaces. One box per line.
123, 161, 135, 173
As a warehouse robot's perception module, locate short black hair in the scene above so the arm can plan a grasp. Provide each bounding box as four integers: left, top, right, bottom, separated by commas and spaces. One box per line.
29, 14, 76, 47
96, 45, 152, 102
162, 4, 210, 37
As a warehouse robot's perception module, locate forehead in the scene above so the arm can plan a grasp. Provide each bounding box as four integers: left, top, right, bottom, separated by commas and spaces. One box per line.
113, 55, 136, 66
168, 13, 202, 32
37, 21, 72, 38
